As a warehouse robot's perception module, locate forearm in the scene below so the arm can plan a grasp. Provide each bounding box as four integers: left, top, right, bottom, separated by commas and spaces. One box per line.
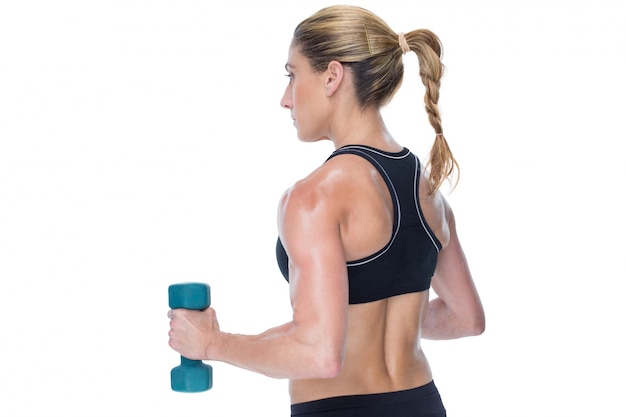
421, 297, 485, 340
212, 322, 341, 380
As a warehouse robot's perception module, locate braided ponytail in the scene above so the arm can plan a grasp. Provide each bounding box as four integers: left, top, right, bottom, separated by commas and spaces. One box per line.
404, 29, 459, 193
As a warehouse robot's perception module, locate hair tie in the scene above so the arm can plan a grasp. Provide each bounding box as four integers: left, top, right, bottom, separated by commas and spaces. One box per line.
398, 32, 410, 55
436, 132, 444, 136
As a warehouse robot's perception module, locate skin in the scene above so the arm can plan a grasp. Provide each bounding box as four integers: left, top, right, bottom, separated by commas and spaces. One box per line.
168, 42, 485, 405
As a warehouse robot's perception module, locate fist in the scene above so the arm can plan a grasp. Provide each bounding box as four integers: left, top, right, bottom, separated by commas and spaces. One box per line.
168, 307, 221, 360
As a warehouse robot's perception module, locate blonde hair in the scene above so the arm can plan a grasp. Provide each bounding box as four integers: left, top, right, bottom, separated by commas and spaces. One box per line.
293, 5, 459, 193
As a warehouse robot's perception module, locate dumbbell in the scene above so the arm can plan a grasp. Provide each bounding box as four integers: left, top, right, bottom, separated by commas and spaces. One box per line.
168, 282, 213, 393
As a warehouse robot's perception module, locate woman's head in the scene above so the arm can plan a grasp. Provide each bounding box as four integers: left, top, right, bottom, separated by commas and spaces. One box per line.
292, 5, 458, 192
292, 5, 404, 109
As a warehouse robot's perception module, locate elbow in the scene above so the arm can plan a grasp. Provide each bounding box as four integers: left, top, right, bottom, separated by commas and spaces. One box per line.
290, 321, 346, 379
470, 318, 486, 336
301, 336, 345, 378
467, 309, 486, 337
452, 305, 485, 338
313, 347, 344, 379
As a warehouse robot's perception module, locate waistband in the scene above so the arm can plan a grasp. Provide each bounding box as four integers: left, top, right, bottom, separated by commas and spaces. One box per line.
291, 380, 440, 415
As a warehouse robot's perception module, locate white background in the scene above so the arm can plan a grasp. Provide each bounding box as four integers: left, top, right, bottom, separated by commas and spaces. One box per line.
1, 0, 624, 415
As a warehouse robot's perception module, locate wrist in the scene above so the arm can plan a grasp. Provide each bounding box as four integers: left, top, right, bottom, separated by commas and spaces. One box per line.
209, 331, 232, 362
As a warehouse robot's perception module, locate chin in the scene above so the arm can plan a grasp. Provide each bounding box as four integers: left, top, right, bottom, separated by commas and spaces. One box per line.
298, 136, 321, 144
294, 128, 328, 144
295, 131, 311, 143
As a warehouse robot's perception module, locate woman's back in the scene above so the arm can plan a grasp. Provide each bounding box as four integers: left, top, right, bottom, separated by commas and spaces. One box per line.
288, 143, 450, 404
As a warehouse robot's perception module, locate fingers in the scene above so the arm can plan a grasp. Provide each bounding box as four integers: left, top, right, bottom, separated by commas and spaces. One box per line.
168, 307, 216, 320
167, 308, 219, 360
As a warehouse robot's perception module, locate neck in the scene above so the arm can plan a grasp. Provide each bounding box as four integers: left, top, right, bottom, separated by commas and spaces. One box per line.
329, 107, 402, 152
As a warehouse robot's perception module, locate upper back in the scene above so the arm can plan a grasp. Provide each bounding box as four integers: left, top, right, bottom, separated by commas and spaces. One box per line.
276, 145, 449, 304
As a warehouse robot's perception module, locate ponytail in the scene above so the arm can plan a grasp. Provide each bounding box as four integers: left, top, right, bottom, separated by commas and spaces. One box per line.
404, 29, 459, 193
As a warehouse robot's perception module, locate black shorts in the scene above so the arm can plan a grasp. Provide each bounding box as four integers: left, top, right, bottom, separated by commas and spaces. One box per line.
290, 381, 446, 417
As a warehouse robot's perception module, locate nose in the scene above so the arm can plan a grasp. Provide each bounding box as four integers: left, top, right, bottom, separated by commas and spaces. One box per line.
280, 85, 292, 109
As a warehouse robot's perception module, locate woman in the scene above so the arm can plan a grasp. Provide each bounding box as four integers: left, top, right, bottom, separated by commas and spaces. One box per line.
168, 5, 485, 416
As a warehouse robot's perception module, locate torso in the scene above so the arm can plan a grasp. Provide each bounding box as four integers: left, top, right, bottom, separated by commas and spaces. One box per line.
283, 144, 450, 405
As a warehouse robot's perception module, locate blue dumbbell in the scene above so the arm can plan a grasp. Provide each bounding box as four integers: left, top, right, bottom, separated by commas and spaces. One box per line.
168, 282, 213, 393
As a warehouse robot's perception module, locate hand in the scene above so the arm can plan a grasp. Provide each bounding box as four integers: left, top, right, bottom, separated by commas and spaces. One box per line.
168, 307, 221, 360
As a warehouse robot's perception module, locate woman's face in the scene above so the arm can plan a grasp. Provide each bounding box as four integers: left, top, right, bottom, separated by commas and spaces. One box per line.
280, 44, 331, 143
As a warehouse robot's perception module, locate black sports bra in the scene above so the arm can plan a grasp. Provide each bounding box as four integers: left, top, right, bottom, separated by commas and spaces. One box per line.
276, 145, 441, 304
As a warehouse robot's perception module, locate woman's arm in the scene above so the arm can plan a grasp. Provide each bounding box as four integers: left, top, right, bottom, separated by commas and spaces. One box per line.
421, 202, 485, 340
168, 175, 349, 379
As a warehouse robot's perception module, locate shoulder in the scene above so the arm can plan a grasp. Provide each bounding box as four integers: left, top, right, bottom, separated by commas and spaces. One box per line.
277, 154, 379, 252
278, 154, 368, 218
276, 160, 356, 277
418, 168, 453, 248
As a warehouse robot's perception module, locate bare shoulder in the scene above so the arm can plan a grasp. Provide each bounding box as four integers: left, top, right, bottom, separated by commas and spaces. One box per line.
418, 172, 452, 249
278, 154, 371, 221
277, 158, 352, 243
280, 159, 342, 208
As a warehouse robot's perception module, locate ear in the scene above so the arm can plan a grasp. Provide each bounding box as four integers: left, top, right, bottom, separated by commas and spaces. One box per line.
324, 60, 345, 96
